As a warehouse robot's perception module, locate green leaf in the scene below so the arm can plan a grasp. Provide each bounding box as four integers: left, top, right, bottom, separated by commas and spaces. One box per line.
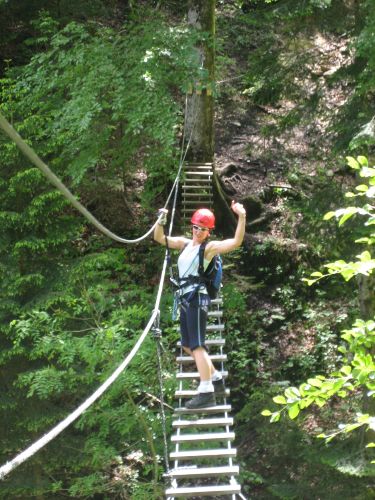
261, 409, 272, 416
307, 378, 323, 387
346, 156, 360, 169
323, 211, 336, 220
357, 156, 368, 167
360, 166, 375, 177
273, 395, 287, 405
343, 423, 362, 433
341, 365, 352, 376
270, 412, 281, 423
288, 403, 300, 419
339, 207, 359, 226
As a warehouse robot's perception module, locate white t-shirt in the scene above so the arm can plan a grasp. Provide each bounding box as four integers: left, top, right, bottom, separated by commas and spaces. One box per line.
177, 241, 210, 296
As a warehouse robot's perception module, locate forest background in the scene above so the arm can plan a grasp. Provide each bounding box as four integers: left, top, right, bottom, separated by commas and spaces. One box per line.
1, 0, 375, 498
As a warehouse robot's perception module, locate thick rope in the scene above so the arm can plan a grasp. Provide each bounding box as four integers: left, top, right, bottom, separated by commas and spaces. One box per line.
0, 112, 163, 244
0, 303, 159, 479
0, 93, 197, 480
0, 243, 173, 480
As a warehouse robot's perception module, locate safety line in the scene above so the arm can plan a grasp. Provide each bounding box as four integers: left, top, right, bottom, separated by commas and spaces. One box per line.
0, 93, 196, 481
0, 174, 180, 480
0, 82, 201, 479
0, 259, 168, 480
0, 112, 167, 244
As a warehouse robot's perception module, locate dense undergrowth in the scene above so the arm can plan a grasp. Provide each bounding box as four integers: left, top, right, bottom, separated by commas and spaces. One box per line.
1, 0, 375, 498
215, 1, 375, 498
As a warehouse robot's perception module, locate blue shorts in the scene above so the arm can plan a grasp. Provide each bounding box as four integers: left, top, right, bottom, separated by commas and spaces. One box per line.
180, 293, 211, 351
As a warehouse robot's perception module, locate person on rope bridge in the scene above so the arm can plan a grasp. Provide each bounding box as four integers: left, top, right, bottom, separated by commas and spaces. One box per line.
154, 201, 246, 409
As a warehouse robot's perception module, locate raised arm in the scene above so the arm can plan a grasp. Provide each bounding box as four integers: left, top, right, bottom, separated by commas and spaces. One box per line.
205, 201, 246, 260
153, 209, 189, 250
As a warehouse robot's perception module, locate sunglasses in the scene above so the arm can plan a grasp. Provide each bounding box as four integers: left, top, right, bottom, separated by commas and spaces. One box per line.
192, 225, 209, 232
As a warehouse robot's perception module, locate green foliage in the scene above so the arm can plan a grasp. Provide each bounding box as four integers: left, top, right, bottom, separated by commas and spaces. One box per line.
0, 245, 174, 498
263, 156, 375, 467
1, 11, 203, 200
0, 7, 202, 495
238, 388, 371, 499
304, 156, 375, 285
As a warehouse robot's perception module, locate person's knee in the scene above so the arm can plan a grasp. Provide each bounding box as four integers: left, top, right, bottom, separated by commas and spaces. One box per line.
182, 346, 192, 355
194, 346, 205, 353
191, 345, 207, 357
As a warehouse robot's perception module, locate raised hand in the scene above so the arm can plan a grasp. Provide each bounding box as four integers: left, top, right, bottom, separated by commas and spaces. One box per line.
231, 200, 246, 217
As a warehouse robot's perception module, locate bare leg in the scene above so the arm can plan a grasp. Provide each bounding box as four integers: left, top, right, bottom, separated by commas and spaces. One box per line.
191, 347, 213, 382
183, 346, 216, 377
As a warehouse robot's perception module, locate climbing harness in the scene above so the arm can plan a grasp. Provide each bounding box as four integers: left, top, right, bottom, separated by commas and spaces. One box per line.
165, 237, 222, 308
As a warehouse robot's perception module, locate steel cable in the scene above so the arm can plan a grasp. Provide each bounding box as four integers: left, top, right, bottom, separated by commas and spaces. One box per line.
0, 93, 198, 480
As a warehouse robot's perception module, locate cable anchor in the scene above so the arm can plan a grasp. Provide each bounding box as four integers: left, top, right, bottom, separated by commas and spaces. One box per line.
151, 309, 162, 339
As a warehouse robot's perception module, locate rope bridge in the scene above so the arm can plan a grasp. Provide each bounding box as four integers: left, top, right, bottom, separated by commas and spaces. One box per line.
0, 108, 246, 498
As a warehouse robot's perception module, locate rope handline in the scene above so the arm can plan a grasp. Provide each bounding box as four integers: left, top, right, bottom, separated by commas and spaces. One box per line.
0, 302, 159, 480
0, 91, 197, 480
0, 247, 172, 481
0, 112, 176, 244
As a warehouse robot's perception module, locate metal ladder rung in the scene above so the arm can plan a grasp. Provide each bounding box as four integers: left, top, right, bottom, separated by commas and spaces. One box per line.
175, 324, 224, 333
183, 201, 213, 206
174, 404, 232, 415
208, 324, 225, 332
176, 339, 225, 348
175, 388, 230, 398
172, 417, 233, 428
165, 483, 241, 497
182, 186, 212, 191
171, 431, 235, 443
167, 465, 239, 478
170, 448, 237, 460
182, 192, 213, 197
207, 310, 223, 317
183, 181, 212, 186
184, 171, 213, 176
184, 164, 212, 168
177, 354, 227, 363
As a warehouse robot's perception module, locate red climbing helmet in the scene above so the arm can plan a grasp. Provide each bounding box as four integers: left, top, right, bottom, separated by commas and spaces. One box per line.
191, 208, 215, 229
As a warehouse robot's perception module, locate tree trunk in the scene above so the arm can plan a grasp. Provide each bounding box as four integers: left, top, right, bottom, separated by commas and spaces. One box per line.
358, 275, 375, 320
358, 273, 375, 449
185, 0, 215, 162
